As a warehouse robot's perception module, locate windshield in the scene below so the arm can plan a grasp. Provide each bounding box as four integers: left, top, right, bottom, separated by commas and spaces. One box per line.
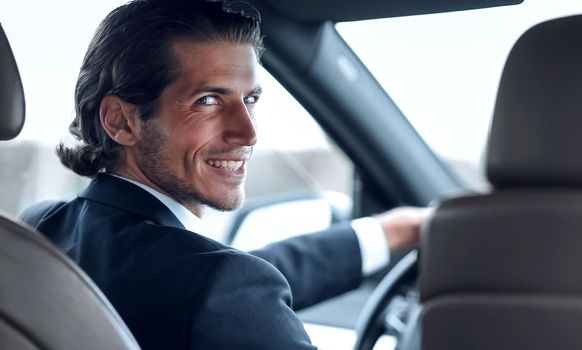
337, 0, 582, 189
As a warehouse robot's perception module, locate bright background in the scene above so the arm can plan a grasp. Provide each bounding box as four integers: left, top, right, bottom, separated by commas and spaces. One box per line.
2, 0, 582, 168
338, 0, 582, 165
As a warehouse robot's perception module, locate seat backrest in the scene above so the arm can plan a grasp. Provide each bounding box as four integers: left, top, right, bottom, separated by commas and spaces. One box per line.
420, 14, 582, 350
0, 23, 140, 349
0, 23, 24, 140
0, 215, 141, 349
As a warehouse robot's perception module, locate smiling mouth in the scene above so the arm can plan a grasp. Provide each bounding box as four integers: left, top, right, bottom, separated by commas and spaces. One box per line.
206, 159, 245, 171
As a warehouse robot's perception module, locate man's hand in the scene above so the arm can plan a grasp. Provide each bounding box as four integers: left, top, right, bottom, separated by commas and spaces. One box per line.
374, 207, 433, 252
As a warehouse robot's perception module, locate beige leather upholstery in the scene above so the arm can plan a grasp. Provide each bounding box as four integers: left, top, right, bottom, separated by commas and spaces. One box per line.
0, 22, 140, 350
421, 14, 582, 350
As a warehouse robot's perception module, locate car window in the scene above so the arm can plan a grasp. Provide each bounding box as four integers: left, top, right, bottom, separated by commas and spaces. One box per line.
248, 67, 353, 204
0, 0, 127, 215
337, 0, 582, 191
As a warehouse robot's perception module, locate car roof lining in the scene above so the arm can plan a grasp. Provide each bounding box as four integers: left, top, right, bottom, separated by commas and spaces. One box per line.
256, 0, 524, 22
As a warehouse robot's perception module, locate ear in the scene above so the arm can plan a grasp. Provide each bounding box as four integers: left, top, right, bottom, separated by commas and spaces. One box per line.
99, 95, 141, 146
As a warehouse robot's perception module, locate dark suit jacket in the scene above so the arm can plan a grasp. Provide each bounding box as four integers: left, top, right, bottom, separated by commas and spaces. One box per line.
20, 173, 363, 349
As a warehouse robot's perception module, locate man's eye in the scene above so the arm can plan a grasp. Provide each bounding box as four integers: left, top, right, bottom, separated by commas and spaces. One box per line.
243, 95, 259, 104
195, 96, 218, 105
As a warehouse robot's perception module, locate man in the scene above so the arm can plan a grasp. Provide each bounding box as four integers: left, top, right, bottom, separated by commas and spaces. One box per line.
21, 0, 429, 348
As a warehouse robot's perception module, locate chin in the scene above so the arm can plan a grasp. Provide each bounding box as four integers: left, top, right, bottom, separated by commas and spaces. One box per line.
203, 191, 245, 212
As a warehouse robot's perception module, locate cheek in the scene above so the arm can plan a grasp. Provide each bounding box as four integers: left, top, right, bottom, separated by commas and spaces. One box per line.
171, 127, 205, 152
175, 138, 209, 172
169, 119, 223, 164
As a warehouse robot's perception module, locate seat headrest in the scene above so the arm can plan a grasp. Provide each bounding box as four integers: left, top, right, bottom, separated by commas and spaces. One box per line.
0, 23, 25, 141
486, 15, 582, 188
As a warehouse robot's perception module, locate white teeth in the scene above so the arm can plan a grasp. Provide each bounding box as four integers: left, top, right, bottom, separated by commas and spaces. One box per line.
207, 160, 244, 170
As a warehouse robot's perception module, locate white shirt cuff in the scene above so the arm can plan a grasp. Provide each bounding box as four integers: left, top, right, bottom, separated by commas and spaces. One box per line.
351, 217, 390, 276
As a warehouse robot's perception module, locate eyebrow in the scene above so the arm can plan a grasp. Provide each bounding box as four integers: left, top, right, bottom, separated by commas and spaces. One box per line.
191, 85, 262, 96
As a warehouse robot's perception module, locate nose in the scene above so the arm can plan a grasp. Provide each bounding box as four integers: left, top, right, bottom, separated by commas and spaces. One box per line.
224, 100, 257, 146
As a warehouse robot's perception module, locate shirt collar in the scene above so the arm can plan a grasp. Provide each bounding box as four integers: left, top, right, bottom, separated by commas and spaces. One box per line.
109, 174, 204, 234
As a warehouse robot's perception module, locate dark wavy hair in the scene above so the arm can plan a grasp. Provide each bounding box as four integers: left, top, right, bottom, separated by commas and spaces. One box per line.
58, 0, 263, 176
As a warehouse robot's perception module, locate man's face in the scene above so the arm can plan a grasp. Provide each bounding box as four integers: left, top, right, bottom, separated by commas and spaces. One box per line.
134, 41, 260, 214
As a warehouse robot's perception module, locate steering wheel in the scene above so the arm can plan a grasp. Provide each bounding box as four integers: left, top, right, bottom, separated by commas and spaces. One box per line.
353, 251, 420, 350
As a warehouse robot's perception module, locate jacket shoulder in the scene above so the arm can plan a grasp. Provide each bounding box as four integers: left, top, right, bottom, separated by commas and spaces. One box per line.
19, 200, 67, 227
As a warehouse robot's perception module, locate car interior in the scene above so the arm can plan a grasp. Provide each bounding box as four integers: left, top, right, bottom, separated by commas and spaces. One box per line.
353, 13, 582, 350
2, 0, 582, 349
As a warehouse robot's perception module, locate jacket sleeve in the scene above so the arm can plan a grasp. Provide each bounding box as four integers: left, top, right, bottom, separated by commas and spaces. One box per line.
251, 223, 363, 311
190, 251, 317, 350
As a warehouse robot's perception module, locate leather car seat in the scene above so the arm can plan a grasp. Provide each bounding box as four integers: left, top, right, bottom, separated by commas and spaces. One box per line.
420, 14, 582, 350
0, 23, 140, 349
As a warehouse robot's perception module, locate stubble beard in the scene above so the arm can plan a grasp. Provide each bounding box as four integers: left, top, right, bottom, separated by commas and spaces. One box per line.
137, 121, 245, 212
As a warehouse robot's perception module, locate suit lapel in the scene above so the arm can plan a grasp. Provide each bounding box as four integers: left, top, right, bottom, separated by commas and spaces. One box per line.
79, 173, 185, 230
